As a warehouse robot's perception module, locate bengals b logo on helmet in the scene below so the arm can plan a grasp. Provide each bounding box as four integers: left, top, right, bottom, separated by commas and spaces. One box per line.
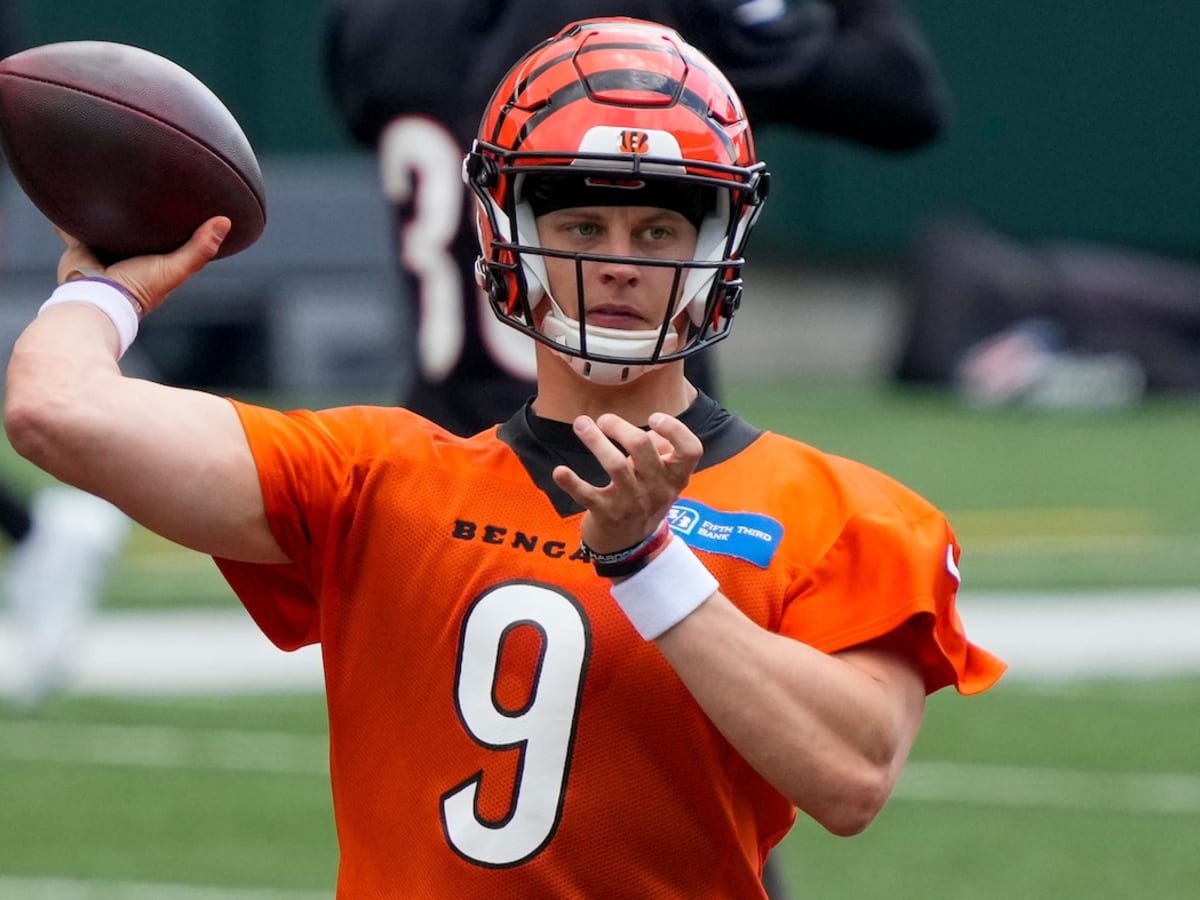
619, 130, 650, 154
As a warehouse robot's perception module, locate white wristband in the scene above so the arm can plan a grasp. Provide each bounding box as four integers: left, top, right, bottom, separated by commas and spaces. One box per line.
39, 280, 140, 358
609, 536, 718, 640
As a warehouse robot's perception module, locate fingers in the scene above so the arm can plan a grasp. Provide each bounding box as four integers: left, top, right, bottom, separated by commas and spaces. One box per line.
143, 215, 231, 286
554, 412, 702, 553
548, 417, 615, 511
142, 216, 230, 300
59, 216, 232, 316
591, 412, 703, 486
185, 216, 232, 272
589, 413, 702, 493
566, 415, 665, 506
55, 228, 101, 284
578, 415, 640, 481
53, 225, 80, 249
550, 462, 591, 506
646, 412, 703, 471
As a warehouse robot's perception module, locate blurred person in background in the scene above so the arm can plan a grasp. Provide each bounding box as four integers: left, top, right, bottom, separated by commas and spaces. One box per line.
0, 481, 128, 708
323, 0, 951, 437
0, 0, 129, 711
893, 215, 1200, 410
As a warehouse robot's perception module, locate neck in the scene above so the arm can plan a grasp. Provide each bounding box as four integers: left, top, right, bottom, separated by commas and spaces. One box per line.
530, 345, 698, 426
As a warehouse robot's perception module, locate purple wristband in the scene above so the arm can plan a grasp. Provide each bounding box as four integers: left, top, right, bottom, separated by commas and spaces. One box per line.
65, 270, 145, 318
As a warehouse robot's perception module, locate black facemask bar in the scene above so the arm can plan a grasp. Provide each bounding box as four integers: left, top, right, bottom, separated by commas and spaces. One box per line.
465, 141, 769, 366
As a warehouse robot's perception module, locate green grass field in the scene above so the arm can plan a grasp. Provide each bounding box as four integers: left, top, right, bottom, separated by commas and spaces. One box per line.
2, 379, 1198, 898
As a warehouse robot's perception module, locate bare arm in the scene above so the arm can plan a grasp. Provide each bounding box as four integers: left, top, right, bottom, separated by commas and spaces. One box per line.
552, 411, 925, 835
655, 595, 925, 835
4, 217, 287, 564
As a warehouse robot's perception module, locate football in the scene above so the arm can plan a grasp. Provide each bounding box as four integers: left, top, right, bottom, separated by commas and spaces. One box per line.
0, 40, 266, 262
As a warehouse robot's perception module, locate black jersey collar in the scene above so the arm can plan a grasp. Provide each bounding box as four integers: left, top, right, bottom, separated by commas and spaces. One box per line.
498, 392, 762, 517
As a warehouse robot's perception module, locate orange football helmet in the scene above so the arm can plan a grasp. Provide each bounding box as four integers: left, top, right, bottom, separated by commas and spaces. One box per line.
464, 17, 770, 383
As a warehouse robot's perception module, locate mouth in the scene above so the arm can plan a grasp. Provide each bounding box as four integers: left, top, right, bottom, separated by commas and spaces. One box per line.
585, 303, 647, 329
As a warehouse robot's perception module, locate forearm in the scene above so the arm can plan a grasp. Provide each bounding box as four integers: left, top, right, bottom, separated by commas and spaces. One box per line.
7, 302, 131, 480
5, 302, 281, 562
654, 590, 924, 835
558, 411, 925, 833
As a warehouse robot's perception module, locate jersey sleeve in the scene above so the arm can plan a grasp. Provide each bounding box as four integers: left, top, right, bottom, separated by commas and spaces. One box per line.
212, 400, 392, 651
778, 460, 1006, 695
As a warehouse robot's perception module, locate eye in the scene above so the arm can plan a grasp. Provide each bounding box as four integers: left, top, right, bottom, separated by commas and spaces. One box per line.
568, 220, 601, 238
642, 225, 672, 242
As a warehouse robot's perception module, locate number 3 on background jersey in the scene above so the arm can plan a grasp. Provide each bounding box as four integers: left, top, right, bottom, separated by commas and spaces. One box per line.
378, 117, 536, 383
442, 583, 591, 867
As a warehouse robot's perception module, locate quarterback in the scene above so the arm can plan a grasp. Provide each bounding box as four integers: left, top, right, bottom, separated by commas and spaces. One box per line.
6, 18, 1004, 897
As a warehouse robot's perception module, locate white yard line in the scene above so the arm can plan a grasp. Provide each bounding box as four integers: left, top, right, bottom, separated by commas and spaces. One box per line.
0, 720, 328, 775
896, 761, 1200, 815
956, 589, 1200, 680
2, 719, 1198, 816
0, 878, 329, 900
0, 609, 324, 698
1, 590, 1199, 699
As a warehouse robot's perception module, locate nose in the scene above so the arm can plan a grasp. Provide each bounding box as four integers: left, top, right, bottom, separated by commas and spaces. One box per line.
595, 233, 640, 288
599, 259, 640, 289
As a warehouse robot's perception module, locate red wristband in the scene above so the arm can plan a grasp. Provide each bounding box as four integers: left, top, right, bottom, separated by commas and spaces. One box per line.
584, 519, 673, 579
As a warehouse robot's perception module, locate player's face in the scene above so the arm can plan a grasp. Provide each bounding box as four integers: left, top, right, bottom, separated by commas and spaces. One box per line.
535, 206, 699, 329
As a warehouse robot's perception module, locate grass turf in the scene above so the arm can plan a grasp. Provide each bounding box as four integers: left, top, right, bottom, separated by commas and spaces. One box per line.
3, 680, 1198, 897
1, 379, 1198, 895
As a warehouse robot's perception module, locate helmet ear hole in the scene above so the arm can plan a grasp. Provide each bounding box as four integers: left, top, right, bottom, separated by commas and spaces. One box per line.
464, 151, 499, 188
722, 281, 743, 318
486, 270, 508, 308
480, 258, 522, 316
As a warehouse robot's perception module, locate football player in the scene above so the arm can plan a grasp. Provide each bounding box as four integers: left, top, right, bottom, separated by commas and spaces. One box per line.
325, 7, 951, 892
7, 19, 1004, 896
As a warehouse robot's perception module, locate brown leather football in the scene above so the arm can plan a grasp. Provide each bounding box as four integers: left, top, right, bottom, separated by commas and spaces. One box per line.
0, 40, 266, 262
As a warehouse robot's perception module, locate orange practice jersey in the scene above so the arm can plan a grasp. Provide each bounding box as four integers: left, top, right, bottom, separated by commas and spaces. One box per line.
216, 395, 1005, 898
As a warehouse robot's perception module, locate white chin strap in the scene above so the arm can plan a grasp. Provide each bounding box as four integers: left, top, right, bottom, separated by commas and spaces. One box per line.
540, 302, 682, 385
